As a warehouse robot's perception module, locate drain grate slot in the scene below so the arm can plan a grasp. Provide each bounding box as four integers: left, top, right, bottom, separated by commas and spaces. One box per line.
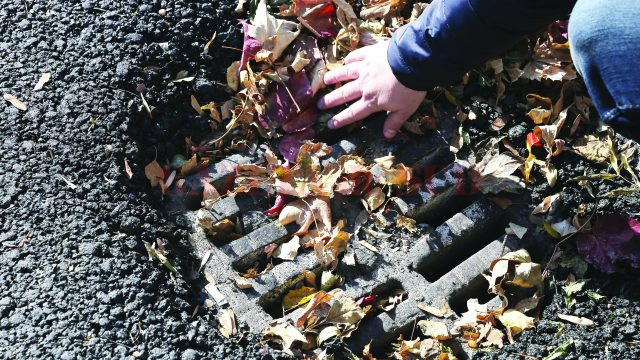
410, 199, 507, 281
447, 273, 496, 315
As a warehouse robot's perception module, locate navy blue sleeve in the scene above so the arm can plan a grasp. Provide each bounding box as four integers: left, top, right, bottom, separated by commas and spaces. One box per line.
388, 0, 576, 91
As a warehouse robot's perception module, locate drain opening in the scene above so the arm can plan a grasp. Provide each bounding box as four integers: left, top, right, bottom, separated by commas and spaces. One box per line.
416, 220, 505, 282
447, 273, 495, 315
259, 267, 329, 319
357, 280, 406, 320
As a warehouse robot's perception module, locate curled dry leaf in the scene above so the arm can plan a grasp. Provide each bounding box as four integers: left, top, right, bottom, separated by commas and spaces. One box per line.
263, 319, 308, 355
3, 94, 27, 111
273, 235, 301, 261
278, 196, 332, 235
33, 72, 51, 91
362, 186, 385, 212
418, 320, 452, 340
218, 308, 237, 338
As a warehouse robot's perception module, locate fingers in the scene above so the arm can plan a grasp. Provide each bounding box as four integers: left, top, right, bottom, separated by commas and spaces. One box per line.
383, 111, 410, 139
344, 46, 371, 64
328, 99, 378, 129
324, 63, 361, 85
317, 81, 362, 109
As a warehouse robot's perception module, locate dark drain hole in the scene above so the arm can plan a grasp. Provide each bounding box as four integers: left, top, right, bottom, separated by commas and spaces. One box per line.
359, 280, 405, 320
418, 227, 504, 282
259, 267, 324, 319
448, 273, 495, 315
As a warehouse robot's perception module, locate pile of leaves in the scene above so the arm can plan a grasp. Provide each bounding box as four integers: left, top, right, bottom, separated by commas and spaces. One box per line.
234, 142, 415, 270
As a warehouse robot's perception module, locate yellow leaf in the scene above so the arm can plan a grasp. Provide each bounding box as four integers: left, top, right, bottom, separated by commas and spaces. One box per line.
497, 309, 535, 335
283, 286, 316, 310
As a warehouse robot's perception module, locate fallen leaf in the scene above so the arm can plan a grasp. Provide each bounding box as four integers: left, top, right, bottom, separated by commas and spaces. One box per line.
3, 94, 27, 111
171, 70, 195, 83
263, 319, 308, 355
234, 277, 253, 289
506, 222, 528, 239
218, 308, 237, 338
273, 236, 301, 261
283, 286, 317, 310
497, 309, 535, 336
198, 250, 212, 272
557, 314, 595, 326
572, 134, 610, 164
227, 61, 241, 91
532, 193, 560, 215
201, 179, 221, 209
190, 95, 205, 116
278, 196, 331, 235
33, 72, 51, 91
417, 303, 453, 318
249, 0, 301, 61
418, 320, 452, 340
317, 325, 340, 346
575, 214, 640, 273
481, 328, 504, 348
362, 186, 385, 212
396, 216, 417, 233
325, 296, 366, 325
122, 158, 134, 180
203, 31, 217, 53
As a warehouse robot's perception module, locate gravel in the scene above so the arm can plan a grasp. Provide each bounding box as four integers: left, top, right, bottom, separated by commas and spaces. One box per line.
0, 1, 284, 358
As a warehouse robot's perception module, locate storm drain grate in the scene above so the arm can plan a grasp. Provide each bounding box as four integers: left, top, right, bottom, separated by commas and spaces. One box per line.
168, 116, 527, 355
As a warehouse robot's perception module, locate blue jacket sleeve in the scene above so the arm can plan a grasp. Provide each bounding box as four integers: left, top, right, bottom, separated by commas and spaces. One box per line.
388, 0, 576, 91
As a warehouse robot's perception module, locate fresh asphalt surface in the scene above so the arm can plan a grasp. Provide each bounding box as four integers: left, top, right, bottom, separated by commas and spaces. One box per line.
1, 1, 639, 359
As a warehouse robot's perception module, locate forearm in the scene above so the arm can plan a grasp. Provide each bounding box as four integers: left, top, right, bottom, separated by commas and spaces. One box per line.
388, 0, 576, 91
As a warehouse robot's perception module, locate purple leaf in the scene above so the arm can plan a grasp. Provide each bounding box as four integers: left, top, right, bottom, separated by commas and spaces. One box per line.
282, 105, 317, 133
549, 20, 569, 44
294, 0, 338, 38
240, 21, 262, 71
263, 71, 314, 126
575, 214, 640, 273
279, 128, 315, 163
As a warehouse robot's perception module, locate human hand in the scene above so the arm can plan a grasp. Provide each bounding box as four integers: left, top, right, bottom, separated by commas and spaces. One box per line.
317, 42, 427, 139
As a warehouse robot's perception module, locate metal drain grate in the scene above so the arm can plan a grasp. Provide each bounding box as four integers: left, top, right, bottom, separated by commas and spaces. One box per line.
169, 115, 529, 355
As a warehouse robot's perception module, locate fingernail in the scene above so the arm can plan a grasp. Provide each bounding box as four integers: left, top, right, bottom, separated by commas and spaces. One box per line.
384, 129, 397, 138
317, 98, 326, 109
328, 119, 336, 129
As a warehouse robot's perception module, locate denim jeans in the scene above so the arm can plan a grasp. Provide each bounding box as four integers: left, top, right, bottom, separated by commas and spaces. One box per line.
569, 0, 640, 139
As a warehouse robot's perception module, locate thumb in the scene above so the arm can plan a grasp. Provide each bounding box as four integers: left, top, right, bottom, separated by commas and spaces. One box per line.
383, 111, 409, 139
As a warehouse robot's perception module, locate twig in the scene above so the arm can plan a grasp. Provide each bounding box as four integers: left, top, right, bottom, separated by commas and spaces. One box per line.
0, 204, 15, 215
23, 0, 29, 16
221, 45, 244, 53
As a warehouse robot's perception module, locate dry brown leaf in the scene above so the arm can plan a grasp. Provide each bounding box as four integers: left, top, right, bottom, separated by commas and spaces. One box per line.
262, 319, 308, 355
362, 186, 385, 212
3, 94, 27, 111
33, 72, 51, 91
218, 308, 237, 338
144, 160, 164, 187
